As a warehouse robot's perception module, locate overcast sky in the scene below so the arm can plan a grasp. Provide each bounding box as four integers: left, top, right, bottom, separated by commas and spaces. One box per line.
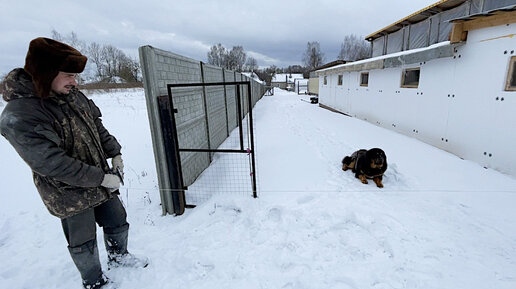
0, 0, 438, 76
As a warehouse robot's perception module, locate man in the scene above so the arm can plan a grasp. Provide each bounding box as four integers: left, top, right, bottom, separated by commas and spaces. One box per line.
0, 37, 147, 289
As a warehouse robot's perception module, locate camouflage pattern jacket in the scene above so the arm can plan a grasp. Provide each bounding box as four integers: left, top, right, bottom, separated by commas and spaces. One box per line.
0, 68, 121, 218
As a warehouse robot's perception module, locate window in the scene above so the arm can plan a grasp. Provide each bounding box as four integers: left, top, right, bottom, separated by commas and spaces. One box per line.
505, 56, 516, 91
324, 75, 327, 85
338, 75, 343, 85
360, 72, 369, 87
401, 68, 420, 88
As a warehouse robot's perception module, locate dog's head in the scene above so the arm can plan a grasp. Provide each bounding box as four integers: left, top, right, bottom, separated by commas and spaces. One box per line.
366, 148, 386, 169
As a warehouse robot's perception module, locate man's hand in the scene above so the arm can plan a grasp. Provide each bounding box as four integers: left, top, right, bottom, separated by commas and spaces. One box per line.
101, 174, 121, 192
111, 154, 124, 173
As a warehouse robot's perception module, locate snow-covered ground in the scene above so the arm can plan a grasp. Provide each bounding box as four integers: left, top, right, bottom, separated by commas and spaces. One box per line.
1, 87, 515, 289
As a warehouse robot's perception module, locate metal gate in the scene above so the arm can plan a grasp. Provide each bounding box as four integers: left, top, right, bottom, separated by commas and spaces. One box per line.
157, 81, 257, 214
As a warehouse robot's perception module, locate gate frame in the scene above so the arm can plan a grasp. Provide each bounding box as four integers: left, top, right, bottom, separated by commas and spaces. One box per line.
159, 81, 258, 214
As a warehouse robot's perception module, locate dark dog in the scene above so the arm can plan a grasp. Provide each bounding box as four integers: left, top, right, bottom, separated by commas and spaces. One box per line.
342, 148, 387, 188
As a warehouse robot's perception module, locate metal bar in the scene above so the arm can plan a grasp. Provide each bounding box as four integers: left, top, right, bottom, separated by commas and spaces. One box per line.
236, 84, 244, 151
166, 89, 186, 214
199, 62, 212, 162
179, 148, 252, 153
158, 90, 186, 215
247, 83, 258, 198
168, 81, 250, 88
222, 69, 230, 137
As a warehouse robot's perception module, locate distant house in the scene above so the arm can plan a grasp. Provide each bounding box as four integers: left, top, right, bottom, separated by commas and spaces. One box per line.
271, 73, 304, 90
316, 0, 516, 177
308, 60, 348, 95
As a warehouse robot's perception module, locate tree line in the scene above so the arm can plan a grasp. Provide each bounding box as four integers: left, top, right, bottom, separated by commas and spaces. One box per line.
302, 34, 370, 71
46, 31, 369, 85
207, 43, 259, 72
207, 34, 370, 85
0, 33, 371, 94
51, 30, 141, 83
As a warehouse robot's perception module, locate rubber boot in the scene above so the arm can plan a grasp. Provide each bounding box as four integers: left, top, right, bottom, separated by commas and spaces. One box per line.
68, 240, 108, 288
104, 230, 148, 269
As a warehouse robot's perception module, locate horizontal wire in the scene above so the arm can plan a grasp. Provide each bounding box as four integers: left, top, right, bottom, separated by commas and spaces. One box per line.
120, 186, 516, 194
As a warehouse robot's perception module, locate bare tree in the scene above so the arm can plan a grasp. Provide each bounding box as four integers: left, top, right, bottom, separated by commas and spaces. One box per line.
268, 65, 281, 74
129, 57, 141, 81
87, 42, 103, 79
227, 46, 246, 72
254, 65, 278, 86
302, 41, 324, 70
101, 45, 125, 79
338, 34, 370, 61
118, 56, 140, 82
245, 57, 258, 72
207, 43, 227, 67
207, 43, 248, 71
50, 29, 63, 42
116, 52, 130, 77
101, 45, 114, 78
67, 31, 87, 53
49, 29, 141, 83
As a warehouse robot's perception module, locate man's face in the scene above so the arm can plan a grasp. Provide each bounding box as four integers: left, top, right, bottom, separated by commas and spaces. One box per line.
51, 72, 77, 95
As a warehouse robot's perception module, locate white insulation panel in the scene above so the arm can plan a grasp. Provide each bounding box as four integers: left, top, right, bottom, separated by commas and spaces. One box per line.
319, 24, 516, 177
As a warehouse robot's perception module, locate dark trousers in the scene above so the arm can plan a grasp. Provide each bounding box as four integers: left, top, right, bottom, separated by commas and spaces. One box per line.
61, 196, 129, 248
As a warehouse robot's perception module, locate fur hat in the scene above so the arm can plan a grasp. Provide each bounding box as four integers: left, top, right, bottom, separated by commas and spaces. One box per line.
24, 37, 87, 98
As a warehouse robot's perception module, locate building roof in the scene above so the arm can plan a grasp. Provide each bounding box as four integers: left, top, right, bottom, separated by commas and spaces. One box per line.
311, 60, 348, 71
366, 0, 467, 41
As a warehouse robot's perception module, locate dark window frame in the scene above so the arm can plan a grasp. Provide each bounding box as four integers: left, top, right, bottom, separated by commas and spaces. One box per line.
360, 72, 369, 87
338, 75, 343, 86
505, 56, 516, 91
323, 75, 327, 85
401, 67, 420, 88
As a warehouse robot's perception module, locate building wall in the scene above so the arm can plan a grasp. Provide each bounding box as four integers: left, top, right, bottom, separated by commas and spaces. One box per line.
319, 24, 516, 177
308, 77, 319, 95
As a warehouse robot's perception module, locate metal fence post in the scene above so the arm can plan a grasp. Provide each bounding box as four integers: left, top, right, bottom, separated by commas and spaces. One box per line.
200, 62, 212, 162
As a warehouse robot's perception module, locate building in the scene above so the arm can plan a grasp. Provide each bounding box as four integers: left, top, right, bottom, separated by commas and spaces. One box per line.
271, 73, 304, 90
308, 60, 348, 95
316, 0, 516, 177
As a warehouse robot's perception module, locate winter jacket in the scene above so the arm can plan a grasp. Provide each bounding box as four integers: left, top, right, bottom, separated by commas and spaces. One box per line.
0, 68, 121, 218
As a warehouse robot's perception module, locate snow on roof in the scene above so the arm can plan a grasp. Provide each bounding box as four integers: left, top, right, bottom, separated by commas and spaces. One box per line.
272, 73, 304, 83
242, 72, 265, 84
316, 41, 452, 74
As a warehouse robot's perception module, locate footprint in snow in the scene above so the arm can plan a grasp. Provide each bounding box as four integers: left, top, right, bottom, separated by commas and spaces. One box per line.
267, 207, 282, 222
296, 195, 315, 204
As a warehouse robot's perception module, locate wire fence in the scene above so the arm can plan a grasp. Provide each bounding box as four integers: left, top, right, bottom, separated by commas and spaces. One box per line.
184, 113, 257, 204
